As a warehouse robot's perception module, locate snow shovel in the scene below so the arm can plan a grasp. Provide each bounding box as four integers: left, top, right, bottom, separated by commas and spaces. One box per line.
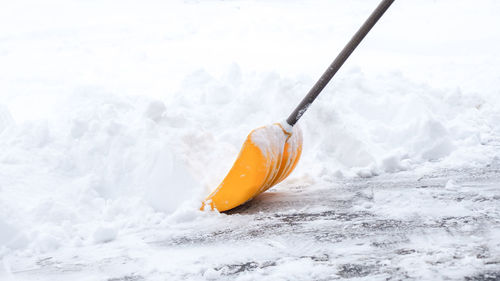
202, 0, 394, 212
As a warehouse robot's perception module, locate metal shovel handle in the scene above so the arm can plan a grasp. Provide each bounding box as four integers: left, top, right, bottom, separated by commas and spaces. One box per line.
286, 0, 395, 126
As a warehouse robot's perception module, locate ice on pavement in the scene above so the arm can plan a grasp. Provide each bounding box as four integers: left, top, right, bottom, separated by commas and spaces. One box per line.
1, 0, 500, 279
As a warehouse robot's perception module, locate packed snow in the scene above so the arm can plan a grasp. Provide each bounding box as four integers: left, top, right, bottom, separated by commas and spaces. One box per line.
1, 0, 500, 279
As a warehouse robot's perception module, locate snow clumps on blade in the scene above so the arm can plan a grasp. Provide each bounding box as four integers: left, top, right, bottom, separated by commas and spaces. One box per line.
250, 124, 288, 157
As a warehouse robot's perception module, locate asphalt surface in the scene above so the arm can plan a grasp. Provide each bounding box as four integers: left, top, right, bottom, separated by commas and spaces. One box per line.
161, 160, 500, 280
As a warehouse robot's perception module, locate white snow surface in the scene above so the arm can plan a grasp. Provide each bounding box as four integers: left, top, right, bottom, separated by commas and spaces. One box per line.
1, 0, 500, 279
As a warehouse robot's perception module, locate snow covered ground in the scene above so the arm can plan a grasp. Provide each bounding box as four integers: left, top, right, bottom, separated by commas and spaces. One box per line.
3, 163, 500, 280
1, 0, 500, 280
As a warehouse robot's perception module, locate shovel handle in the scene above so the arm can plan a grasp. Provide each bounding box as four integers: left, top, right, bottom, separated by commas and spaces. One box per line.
286, 0, 395, 126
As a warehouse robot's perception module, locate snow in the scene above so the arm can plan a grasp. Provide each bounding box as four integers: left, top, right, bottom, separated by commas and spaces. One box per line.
445, 179, 461, 191
92, 226, 117, 244
1, 0, 500, 279
249, 124, 287, 156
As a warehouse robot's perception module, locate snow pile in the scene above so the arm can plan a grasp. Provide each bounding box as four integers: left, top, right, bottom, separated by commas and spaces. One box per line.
299, 70, 498, 178
1, 58, 499, 260
0, 93, 204, 257
173, 66, 500, 180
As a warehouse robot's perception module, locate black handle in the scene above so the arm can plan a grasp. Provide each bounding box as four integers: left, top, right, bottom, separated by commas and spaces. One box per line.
286, 0, 395, 126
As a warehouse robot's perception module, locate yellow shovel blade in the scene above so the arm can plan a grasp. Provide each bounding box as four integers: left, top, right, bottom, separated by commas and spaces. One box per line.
201, 123, 302, 212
